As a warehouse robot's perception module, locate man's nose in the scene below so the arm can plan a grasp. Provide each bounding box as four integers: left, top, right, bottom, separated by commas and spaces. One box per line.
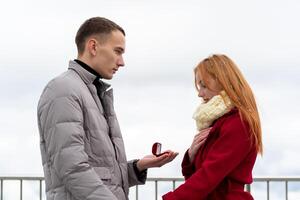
118, 56, 125, 67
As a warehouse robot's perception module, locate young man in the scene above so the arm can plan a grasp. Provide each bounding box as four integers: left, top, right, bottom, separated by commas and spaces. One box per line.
37, 17, 177, 200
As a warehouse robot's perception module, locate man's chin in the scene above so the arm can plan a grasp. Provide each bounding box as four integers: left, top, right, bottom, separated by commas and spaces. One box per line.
102, 74, 114, 80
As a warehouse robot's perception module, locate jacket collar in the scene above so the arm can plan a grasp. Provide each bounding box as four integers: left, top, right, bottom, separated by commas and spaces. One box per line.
69, 60, 96, 84
74, 59, 100, 78
68, 60, 111, 90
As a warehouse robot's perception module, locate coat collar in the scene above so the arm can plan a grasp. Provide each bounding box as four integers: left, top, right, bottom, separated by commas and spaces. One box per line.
68, 60, 111, 90
209, 108, 238, 134
68, 60, 96, 84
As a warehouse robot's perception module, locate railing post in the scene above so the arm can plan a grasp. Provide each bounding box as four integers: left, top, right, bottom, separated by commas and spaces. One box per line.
155, 180, 158, 200
245, 184, 251, 193
135, 185, 138, 200
40, 179, 43, 200
285, 181, 288, 200
172, 180, 176, 190
20, 179, 23, 200
1, 179, 3, 200
267, 180, 270, 200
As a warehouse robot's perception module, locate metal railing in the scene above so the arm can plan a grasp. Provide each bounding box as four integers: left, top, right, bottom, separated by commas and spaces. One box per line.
246, 177, 300, 200
0, 176, 299, 200
0, 176, 43, 200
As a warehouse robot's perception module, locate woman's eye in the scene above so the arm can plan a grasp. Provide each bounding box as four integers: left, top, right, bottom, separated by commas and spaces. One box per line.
200, 82, 206, 88
197, 83, 206, 90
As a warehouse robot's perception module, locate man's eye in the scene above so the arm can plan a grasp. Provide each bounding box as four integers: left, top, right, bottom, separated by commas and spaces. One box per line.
115, 49, 123, 55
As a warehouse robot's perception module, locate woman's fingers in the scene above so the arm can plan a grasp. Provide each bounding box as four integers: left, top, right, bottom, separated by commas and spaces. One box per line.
189, 127, 212, 162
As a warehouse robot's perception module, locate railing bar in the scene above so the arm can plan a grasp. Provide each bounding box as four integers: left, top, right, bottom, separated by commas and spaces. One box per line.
20, 179, 23, 200
0, 177, 44, 181
135, 185, 138, 200
40, 180, 42, 200
285, 181, 288, 200
267, 180, 269, 200
253, 177, 300, 182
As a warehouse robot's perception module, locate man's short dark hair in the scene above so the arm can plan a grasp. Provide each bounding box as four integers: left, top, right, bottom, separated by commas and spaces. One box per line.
75, 17, 125, 55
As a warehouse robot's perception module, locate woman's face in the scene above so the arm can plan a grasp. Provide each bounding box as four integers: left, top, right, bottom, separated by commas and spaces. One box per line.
195, 70, 222, 103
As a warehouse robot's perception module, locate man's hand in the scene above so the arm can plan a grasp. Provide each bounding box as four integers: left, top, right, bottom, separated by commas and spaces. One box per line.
136, 151, 178, 171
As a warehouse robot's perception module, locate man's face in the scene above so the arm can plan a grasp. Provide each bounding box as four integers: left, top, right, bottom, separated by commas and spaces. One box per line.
93, 30, 125, 79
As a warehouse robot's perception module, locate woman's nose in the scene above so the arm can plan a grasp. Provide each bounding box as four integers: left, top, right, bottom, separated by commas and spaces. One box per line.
198, 89, 204, 98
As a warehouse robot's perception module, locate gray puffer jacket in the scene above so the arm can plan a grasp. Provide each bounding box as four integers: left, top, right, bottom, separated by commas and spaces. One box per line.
37, 61, 146, 200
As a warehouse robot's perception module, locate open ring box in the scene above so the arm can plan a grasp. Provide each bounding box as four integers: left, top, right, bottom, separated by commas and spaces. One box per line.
152, 142, 167, 157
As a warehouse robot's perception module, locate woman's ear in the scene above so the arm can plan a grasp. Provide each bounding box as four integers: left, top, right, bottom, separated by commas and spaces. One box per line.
214, 78, 223, 92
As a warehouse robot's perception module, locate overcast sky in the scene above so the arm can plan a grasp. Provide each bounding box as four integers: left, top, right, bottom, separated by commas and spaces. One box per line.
0, 0, 300, 199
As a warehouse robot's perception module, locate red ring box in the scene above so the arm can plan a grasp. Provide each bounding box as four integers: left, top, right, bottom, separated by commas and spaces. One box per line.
152, 142, 167, 157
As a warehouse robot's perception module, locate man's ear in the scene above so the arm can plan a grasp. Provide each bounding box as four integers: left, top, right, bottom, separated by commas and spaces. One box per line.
86, 38, 97, 56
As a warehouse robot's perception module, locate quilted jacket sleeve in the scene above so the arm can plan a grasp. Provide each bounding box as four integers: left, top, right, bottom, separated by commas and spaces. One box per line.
39, 93, 117, 200
127, 159, 147, 187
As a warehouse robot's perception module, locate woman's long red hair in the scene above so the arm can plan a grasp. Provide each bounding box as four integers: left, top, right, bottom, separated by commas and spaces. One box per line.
195, 54, 263, 154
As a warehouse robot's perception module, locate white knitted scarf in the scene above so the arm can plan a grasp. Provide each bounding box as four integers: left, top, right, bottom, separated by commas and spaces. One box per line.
193, 91, 234, 131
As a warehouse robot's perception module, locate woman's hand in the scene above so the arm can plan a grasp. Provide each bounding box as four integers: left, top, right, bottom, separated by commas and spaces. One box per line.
188, 128, 211, 162
137, 150, 178, 171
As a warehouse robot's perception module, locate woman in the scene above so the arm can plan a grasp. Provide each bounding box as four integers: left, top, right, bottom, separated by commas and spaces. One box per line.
163, 54, 262, 200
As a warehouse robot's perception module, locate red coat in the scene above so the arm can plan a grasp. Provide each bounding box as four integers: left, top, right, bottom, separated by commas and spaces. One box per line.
163, 109, 257, 200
